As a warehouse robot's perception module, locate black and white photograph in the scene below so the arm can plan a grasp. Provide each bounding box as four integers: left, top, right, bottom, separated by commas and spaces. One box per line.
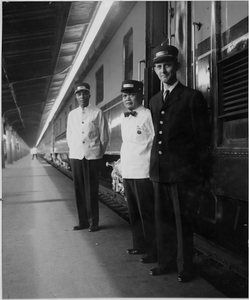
1, 1, 248, 298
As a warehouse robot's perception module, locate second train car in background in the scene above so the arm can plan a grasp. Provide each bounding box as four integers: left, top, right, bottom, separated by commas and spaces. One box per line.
38, 1, 248, 277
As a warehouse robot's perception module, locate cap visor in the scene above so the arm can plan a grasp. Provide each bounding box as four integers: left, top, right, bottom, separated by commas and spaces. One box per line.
74, 88, 90, 94
153, 56, 177, 64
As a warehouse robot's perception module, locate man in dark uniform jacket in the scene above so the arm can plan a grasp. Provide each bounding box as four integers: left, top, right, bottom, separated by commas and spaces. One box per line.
148, 44, 210, 282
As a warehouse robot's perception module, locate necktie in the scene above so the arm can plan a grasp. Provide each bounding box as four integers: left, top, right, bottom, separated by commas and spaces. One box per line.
124, 111, 137, 117
163, 89, 169, 102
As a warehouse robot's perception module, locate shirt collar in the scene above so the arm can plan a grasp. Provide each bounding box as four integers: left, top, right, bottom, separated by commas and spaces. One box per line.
133, 105, 143, 113
164, 80, 179, 93
80, 103, 92, 112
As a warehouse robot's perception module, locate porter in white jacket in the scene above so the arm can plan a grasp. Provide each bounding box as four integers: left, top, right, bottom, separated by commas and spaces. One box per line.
67, 105, 109, 160
66, 82, 109, 232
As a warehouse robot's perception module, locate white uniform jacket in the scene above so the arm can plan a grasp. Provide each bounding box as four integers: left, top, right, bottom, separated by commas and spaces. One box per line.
66, 105, 110, 160
121, 105, 155, 179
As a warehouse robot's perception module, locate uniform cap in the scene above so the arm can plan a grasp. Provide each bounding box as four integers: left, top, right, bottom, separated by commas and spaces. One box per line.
74, 82, 90, 94
152, 44, 178, 64
121, 80, 143, 93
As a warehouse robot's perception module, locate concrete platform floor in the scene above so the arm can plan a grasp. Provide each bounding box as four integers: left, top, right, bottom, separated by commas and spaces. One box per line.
2, 155, 225, 298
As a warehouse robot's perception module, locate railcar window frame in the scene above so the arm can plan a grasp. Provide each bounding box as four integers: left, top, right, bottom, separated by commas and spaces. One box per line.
123, 27, 133, 80
95, 65, 104, 105
65, 110, 67, 130
54, 122, 57, 137
59, 118, 62, 134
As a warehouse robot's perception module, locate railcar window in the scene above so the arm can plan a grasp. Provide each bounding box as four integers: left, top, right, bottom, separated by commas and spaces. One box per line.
191, 2, 248, 148
54, 122, 57, 137
220, 2, 248, 58
96, 65, 104, 105
65, 111, 67, 129
59, 118, 62, 134
123, 27, 133, 80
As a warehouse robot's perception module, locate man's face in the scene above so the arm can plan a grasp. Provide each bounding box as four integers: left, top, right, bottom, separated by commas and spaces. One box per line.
154, 61, 179, 85
75, 90, 90, 108
122, 92, 143, 111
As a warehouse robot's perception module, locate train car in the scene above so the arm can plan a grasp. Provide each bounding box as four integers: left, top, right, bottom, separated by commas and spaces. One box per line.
38, 1, 248, 276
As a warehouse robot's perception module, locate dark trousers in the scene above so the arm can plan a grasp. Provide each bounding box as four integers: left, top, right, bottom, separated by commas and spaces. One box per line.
154, 181, 199, 272
123, 178, 157, 256
70, 158, 100, 228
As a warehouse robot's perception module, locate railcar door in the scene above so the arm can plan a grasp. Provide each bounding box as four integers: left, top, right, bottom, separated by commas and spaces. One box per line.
176, 0, 248, 261
192, 1, 248, 259
145, 1, 248, 262
213, 2, 248, 259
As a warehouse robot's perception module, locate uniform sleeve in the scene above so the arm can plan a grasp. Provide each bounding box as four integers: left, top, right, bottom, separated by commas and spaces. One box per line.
147, 110, 155, 139
66, 112, 72, 149
148, 96, 154, 118
191, 91, 211, 179
98, 110, 110, 155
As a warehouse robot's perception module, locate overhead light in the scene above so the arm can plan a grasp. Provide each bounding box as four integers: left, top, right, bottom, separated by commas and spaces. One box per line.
36, 0, 114, 146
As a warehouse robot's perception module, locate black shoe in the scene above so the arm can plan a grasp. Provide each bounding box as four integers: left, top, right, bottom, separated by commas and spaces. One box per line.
140, 255, 158, 263
88, 226, 99, 232
126, 249, 146, 255
73, 225, 88, 231
150, 262, 177, 276
177, 270, 196, 282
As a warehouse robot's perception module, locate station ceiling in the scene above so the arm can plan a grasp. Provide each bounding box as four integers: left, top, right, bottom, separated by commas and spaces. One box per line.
2, 1, 98, 147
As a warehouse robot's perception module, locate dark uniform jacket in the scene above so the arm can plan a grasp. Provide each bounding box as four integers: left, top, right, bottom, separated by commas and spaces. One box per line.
149, 82, 210, 183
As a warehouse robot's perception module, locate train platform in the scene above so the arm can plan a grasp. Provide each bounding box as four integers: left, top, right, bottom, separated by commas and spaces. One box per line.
2, 155, 225, 298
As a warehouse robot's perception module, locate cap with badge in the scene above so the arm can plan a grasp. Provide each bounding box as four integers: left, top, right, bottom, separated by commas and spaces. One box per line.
152, 43, 178, 64
74, 82, 90, 94
121, 80, 143, 93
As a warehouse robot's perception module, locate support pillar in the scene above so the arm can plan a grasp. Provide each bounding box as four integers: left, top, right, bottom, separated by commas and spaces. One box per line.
15, 137, 20, 160
6, 125, 13, 164
12, 131, 17, 162
2, 118, 5, 168
20, 139, 24, 159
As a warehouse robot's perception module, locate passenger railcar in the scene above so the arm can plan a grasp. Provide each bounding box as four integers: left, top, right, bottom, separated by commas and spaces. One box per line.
38, 1, 248, 275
